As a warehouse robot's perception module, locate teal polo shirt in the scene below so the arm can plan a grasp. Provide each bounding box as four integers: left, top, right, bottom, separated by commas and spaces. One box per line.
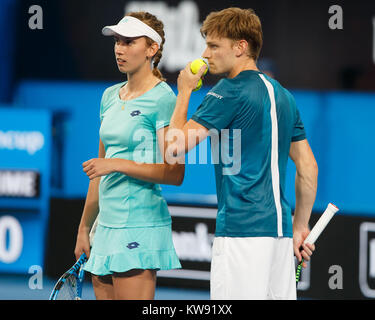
98, 81, 176, 228
191, 70, 306, 238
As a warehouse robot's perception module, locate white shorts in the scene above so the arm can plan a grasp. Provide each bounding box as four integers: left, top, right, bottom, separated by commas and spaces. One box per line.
210, 237, 296, 300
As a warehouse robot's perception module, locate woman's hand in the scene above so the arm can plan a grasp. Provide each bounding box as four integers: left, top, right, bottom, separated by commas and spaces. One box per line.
74, 227, 91, 260
82, 158, 117, 179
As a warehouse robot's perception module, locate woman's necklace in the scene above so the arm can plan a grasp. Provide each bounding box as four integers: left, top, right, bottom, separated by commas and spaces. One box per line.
119, 78, 160, 111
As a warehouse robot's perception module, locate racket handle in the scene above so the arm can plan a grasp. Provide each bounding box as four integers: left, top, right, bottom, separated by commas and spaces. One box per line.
295, 203, 339, 285
304, 203, 339, 245
296, 258, 304, 283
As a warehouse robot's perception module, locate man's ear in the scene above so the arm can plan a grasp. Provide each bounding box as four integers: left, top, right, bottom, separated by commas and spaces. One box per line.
234, 39, 249, 57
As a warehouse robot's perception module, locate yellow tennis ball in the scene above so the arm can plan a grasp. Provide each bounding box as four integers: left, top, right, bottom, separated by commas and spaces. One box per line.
193, 78, 202, 92
190, 59, 208, 76
191, 59, 207, 91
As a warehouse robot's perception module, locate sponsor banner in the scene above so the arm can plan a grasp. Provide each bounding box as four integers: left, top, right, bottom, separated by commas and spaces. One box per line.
0, 108, 51, 210
297, 213, 375, 300
158, 206, 216, 284
0, 213, 46, 272
158, 206, 375, 299
0, 170, 40, 198
0, 108, 51, 273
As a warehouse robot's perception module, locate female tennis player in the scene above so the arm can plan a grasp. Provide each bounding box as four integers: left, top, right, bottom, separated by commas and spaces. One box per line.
74, 12, 183, 300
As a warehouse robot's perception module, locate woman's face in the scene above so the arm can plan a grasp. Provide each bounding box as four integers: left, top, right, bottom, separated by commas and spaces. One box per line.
114, 35, 151, 74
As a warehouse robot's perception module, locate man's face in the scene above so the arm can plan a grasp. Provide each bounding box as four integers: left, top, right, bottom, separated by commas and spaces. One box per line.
202, 34, 237, 75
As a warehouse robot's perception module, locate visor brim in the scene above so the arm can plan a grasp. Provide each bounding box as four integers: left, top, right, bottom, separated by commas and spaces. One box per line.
102, 25, 144, 38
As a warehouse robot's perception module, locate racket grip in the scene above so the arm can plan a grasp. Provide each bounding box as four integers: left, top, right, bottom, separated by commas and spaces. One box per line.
295, 258, 304, 283
304, 203, 339, 245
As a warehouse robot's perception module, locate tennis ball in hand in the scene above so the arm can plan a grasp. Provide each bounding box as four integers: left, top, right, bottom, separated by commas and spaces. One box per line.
190, 59, 208, 76
190, 59, 208, 91
193, 79, 202, 92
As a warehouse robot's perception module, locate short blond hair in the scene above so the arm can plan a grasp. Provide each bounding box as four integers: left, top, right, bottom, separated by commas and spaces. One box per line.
200, 7, 263, 61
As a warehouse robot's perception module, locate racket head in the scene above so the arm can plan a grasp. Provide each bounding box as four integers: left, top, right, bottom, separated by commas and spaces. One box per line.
49, 253, 87, 300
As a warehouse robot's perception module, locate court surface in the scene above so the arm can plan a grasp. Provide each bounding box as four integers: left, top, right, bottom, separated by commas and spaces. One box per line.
0, 274, 210, 300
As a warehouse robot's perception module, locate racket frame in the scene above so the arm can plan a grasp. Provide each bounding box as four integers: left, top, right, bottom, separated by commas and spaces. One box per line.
49, 253, 87, 300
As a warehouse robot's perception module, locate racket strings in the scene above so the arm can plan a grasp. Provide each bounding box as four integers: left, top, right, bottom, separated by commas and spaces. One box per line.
56, 275, 78, 300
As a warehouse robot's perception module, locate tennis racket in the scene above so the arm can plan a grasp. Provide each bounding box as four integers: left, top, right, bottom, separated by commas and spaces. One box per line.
49, 253, 87, 300
295, 203, 339, 284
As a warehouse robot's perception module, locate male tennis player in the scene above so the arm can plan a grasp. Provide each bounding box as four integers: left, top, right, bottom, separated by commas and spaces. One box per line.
168, 7, 318, 299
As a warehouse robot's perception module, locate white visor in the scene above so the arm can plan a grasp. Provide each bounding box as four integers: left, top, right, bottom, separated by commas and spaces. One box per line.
102, 16, 162, 47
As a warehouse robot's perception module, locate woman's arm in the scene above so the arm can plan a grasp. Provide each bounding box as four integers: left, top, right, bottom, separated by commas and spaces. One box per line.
77, 177, 100, 233
82, 127, 185, 186
74, 139, 105, 259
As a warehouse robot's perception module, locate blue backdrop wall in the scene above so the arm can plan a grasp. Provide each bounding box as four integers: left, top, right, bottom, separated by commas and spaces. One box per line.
10, 80, 375, 217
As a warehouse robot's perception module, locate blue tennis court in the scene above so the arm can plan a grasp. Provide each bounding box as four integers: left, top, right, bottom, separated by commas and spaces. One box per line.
0, 274, 209, 300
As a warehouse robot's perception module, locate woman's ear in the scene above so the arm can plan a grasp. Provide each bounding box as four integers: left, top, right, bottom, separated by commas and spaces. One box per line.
147, 42, 159, 59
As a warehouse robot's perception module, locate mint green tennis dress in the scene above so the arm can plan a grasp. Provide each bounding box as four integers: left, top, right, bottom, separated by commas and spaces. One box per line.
84, 81, 181, 275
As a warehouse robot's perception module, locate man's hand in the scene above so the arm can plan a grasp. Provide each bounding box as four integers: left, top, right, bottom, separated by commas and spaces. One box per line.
293, 225, 316, 268
177, 62, 207, 93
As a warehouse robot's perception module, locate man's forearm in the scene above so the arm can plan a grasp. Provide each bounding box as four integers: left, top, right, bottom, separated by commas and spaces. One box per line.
167, 90, 193, 159
169, 90, 191, 130
293, 167, 318, 230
